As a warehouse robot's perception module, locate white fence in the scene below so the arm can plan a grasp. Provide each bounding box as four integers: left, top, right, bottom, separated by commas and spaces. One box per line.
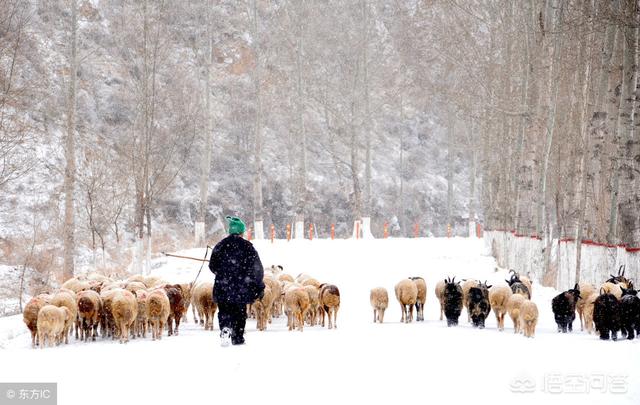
484, 230, 640, 291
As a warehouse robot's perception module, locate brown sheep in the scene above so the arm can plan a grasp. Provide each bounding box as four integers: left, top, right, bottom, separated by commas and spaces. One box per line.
435, 280, 446, 321
178, 282, 194, 323
520, 300, 539, 338
600, 281, 622, 300
50, 290, 78, 343
164, 284, 186, 336
193, 282, 217, 330
111, 289, 138, 343
254, 285, 274, 331
370, 287, 389, 323
146, 289, 171, 340
37, 305, 70, 348
462, 279, 478, 322
410, 277, 427, 321
395, 279, 418, 323
582, 292, 598, 334
61, 278, 92, 294
304, 285, 320, 326
126, 274, 146, 283
125, 281, 147, 294
489, 285, 513, 331
263, 276, 282, 320
76, 289, 102, 341
285, 287, 310, 331
278, 274, 294, 283
577, 282, 596, 331
133, 289, 148, 338
302, 278, 321, 288
520, 275, 533, 296
142, 276, 166, 289
100, 289, 119, 338
319, 284, 340, 329
23, 296, 50, 348
506, 294, 526, 333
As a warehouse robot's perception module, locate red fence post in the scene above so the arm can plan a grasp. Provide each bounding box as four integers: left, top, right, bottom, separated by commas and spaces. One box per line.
447, 224, 452, 238
383, 222, 389, 239
309, 223, 314, 241
356, 221, 360, 240
270, 224, 275, 243
331, 224, 335, 240
286, 224, 291, 241
414, 223, 419, 238
246, 228, 252, 241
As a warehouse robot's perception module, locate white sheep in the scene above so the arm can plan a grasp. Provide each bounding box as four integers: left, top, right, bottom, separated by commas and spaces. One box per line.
395, 279, 418, 323
370, 287, 389, 323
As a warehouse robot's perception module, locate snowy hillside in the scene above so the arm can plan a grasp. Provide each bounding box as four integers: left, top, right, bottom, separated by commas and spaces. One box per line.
1, 238, 637, 405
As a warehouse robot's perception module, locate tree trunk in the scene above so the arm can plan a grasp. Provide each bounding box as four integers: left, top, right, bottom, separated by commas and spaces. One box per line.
468, 118, 477, 237
616, 12, 639, 246
538, 0, 563, 278
361, 0, 373, 238
446, 105, 454, 233
196, 0, 213, 247
252, 0, 264, 239
294, 6, 307, 239
574, 0, 595, 285
63, 0, 78, 281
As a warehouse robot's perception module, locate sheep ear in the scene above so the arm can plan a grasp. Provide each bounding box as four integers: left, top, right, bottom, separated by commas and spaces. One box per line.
574, 283, 579, 290
487, 284, 492, 289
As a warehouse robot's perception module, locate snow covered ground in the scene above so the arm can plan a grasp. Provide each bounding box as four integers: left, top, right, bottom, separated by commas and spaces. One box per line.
0, 238, 638, 405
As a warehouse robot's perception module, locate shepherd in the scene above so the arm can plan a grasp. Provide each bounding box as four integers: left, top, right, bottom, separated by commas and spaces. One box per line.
209, 216, 265, 346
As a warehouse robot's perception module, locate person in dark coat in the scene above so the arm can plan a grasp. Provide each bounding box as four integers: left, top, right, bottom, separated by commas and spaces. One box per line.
209, 216, 265, 346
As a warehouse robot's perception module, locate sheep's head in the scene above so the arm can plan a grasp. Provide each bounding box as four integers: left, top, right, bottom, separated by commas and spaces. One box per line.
444, 277, 461, 294
568, 284, 581, 301
607, 265, 629, 286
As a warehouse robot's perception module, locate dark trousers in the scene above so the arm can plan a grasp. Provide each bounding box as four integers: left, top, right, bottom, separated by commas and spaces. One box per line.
218, 302, 247, 344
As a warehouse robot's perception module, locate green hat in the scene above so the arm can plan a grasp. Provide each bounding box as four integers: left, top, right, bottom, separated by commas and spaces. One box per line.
226, 216, 246, 235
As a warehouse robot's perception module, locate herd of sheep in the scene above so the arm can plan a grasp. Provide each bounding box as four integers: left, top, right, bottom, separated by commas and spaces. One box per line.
371, 271, 539, 337
371, 266, 640, 342
21, 263, 640, 348
557, 265, 640, 341
22, 265, 342, 348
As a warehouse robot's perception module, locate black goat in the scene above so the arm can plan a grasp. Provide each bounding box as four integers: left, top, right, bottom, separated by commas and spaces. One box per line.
468, 281, 492, 329
605, 265, 630, 288
506, 270, 531, 299
551, 283, 581, 333
443, 276, 463, 327
620, 286, 640, 340
593, 289, 620, 340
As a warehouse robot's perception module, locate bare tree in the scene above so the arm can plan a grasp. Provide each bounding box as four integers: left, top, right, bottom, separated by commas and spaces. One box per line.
62, 0, 78, 280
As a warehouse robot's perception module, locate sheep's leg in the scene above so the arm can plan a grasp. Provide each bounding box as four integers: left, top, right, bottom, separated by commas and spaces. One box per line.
373, 309, 377, 323
379, 308, 384, 323
175, 314, 181, 336
333, 307, 338, 329
439, 303, 443, 321
626, 326, 634, 340
399, 303, 405, 323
